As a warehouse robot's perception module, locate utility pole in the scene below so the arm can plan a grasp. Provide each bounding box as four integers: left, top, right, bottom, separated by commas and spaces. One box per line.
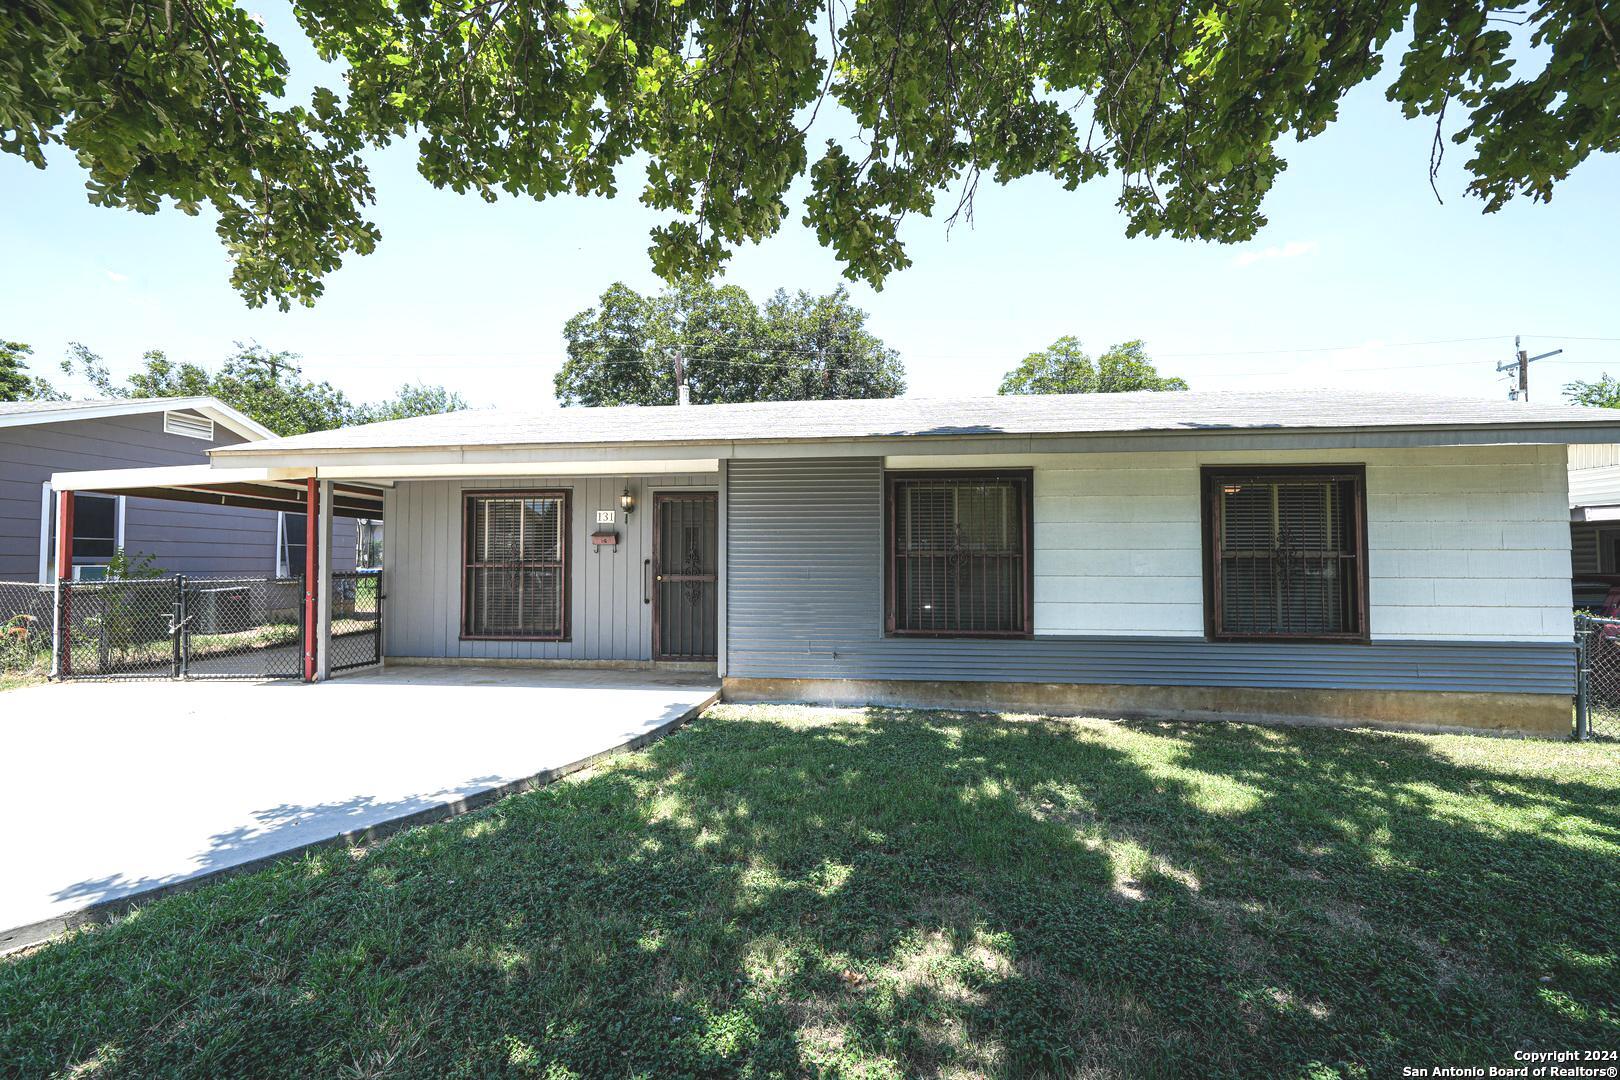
1498, 335, 1564, 401
673, 351, 690, 406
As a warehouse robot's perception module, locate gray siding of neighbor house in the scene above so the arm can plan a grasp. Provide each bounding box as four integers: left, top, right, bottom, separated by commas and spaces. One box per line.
725, 457, 1574, 696
382, 474, 717, 661
0, 412, 356, 580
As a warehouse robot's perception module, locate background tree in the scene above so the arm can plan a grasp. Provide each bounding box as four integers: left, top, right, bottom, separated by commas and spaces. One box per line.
357, 383, 471, 424
61, 342, 466, 435
5, 0, 1613, 309
555, 282, 904, 407
999, 339, 1188, 396
1565, 375, 1620, 409
0, 341, 62, 402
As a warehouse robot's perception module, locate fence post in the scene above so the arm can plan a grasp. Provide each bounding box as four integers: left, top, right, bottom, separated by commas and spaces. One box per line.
1575, 617, 1592, 742
55, 490, 73, 678
171, 575, 185, 679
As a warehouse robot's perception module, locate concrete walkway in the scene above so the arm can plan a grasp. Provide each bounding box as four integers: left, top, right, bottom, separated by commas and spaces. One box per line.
0, 665, 718, 952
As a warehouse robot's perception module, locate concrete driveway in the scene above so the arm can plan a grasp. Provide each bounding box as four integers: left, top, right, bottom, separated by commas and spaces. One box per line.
0, 665, 718, 952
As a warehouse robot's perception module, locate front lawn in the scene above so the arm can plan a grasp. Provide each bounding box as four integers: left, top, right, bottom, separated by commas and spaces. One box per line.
3, 706, 1616, 1077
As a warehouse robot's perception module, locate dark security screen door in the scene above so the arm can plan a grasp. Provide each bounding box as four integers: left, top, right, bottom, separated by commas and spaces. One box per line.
653, 492, 718, 661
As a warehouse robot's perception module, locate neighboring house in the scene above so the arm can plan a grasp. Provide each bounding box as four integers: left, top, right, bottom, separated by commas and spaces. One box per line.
0, 397, 355, 581
1568, 444, 1620, 609
53, 390, 1620, 737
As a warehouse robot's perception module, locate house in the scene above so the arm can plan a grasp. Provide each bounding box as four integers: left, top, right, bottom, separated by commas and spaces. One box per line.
0, 397, 357, 582
1568, 444, 1620, 610
50, 389, 1620, 737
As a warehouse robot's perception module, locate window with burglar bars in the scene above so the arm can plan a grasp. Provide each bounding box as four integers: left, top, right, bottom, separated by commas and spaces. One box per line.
1204, 467, 1367, 641
462, 492, 569, 640
887, 472, 1031, 637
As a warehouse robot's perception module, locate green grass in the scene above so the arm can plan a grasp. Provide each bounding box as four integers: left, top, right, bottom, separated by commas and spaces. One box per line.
3, 706, 1617, 1078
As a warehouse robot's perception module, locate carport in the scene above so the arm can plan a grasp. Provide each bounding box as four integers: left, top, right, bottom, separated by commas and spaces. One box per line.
0, 665, 719, 953
47, 465, 385, 681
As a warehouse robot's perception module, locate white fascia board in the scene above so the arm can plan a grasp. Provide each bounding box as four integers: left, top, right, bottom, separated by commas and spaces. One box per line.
51, 463, 312, 492
191, 401, 276, 442
205, 423, 1620, 471
315, 459, 721, 480
0, 397, 274, 442
1573, 506, 1620, 522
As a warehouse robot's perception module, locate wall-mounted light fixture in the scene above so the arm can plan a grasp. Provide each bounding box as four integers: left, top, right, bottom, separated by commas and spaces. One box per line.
620, 487, 636, 516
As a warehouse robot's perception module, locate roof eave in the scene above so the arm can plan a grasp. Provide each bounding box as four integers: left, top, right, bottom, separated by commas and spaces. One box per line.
207, 418, 1620, 461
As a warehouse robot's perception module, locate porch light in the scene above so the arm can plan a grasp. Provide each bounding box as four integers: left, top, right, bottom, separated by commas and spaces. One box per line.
620, 487, 636, 516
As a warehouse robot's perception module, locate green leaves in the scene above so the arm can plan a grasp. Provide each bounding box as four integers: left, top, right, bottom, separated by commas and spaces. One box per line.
57, 340, 467, 434
4, 0, 1615, 307
998, 338, 1188, 396
1565, 374, 1620, 409
554, 280, 905, 407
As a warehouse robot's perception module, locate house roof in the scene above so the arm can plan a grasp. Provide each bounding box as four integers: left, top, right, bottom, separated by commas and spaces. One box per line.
212, 389, 1620, 457
0, 396, 274, 442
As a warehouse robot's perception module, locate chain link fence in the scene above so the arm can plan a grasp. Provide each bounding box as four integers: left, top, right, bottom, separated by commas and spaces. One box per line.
56, 575, 304, 680
1, 580, 54, 681
1574, 612, 1620, 740
329, 570, 382, 672
179, 576, 305, 679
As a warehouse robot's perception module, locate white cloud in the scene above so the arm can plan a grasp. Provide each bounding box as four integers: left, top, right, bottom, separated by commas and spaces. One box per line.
1233, 240, 1318, 268
104, 270, 129, 283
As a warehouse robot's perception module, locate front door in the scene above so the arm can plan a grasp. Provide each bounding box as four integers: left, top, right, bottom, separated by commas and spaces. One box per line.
652, 492, 718, 661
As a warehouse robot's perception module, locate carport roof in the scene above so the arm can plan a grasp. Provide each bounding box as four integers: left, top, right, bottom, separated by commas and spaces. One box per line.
49, 464, 385, 518
209, 388, 1620, 457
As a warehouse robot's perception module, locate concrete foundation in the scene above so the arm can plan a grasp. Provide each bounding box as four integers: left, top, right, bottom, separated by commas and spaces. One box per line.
721, 677, 1572, 739
389, 655, 716, 674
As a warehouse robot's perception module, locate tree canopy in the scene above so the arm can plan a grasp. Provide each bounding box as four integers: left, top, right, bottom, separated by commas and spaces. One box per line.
0, 340, 63, 402
555, 281, 905, 407
998, 338, 1188, 395
5, 0, 1613, 309
57, 341, 467, 435
1565, 375, 1620, 409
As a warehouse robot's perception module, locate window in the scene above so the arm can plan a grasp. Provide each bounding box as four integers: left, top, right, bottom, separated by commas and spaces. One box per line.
278, 512, 307, 578
73, 494, 118, 560
43, 490, 122, 579
886, 472, 1031, 637
462, 492, 569, 640
1203, 466, 1367, 641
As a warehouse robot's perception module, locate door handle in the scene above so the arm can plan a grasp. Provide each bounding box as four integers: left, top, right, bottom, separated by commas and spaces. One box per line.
643, 558, 652, 604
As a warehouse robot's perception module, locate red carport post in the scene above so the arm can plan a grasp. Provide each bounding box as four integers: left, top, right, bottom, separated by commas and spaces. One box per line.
55, 489, 74, 677
303, 478, 318, 682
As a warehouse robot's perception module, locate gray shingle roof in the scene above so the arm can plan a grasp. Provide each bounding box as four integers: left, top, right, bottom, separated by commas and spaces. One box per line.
0, 398, 126, 416
215, 389, 1620, 456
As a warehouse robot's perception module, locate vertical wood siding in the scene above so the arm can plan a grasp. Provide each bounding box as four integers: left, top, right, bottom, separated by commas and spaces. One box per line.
382, 474, 716, 660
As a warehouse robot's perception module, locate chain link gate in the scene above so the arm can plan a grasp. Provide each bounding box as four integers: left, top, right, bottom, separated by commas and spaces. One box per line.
56, 575, 305, 680
329, 570, 382, 672
1573, 612, 1620, 741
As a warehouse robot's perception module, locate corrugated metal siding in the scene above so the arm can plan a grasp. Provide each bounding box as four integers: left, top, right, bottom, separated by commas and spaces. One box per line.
382, 474, 716, 660
726, 458, 1574, 695
1569, 444, 1620, 470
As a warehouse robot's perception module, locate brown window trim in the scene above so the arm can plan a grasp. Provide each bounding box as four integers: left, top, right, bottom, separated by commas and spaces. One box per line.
1200, 464, 1369, 644
884, 469, 1034, 639
460, 489, 572, 642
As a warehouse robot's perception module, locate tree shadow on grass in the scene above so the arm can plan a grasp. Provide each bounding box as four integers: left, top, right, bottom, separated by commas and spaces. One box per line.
2, 707, 1616, 1079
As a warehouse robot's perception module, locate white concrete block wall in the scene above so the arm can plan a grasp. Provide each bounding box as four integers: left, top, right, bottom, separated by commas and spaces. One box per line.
905, 444, 1573, 643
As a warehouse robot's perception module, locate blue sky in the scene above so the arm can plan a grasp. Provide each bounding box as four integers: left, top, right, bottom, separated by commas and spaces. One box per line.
2, 6, 1616, 409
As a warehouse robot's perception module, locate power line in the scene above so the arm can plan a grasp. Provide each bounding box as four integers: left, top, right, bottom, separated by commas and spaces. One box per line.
1153, 334, 1512, 359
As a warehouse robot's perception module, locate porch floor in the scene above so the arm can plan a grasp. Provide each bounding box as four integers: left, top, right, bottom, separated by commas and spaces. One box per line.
0, 665, 718, 952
